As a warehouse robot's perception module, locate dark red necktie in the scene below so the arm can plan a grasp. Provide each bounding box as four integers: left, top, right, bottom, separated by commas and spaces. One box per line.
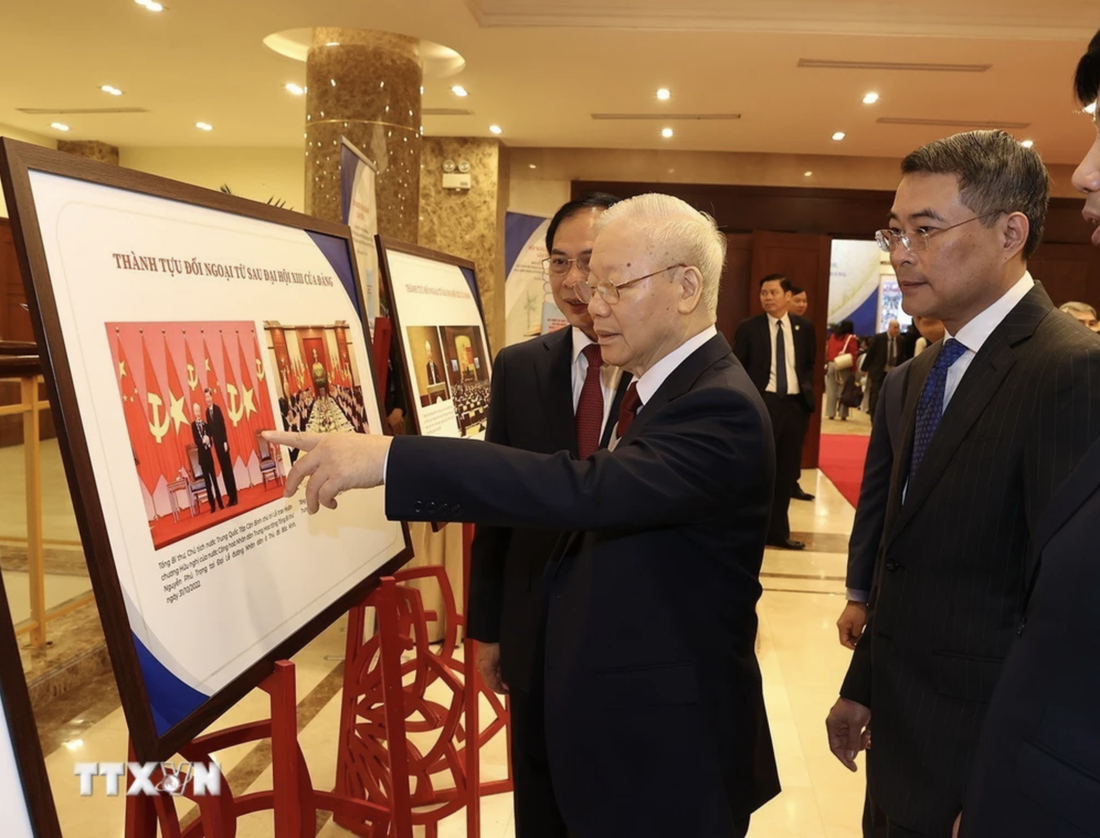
616, 382, 642, 439
575, 344, 605, 459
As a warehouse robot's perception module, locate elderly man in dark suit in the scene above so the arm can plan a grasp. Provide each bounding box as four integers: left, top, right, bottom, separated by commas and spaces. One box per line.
467, 192, 630, 838
732, 274, 816, 549
863, 319, 907, 419
825, 129, 1100, 838
960, 34, 1100, 838
267, 193, 780, 838
203, 387, 237, 506
190, 402, 222, 512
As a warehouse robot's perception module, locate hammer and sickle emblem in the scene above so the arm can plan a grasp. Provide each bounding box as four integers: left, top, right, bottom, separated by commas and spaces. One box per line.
147, 393, 171, 443
187, 363, 198, 390
255, 358, 265, 381
227, 383, 245, 425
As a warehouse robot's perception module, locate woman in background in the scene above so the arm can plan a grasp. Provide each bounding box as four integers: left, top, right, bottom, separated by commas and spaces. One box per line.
825, 319, 859, 420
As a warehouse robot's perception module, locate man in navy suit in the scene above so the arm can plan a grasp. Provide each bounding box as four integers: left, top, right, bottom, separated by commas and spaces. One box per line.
467, 192, 630, 838
960, 31, 1100, 838
268, 193, 780, 837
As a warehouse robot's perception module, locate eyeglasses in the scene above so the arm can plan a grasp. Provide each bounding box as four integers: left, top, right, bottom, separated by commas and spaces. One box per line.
576, 264, 687, 305
875, 210, 1006, 254
542, 254, 591, 276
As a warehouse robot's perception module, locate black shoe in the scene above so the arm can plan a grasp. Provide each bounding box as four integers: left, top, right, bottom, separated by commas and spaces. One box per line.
792, 487, 816, 501
228, 500, 239, 507
767, 538, 805, 550
218, 500, 225, 510
209, 505, 217, 514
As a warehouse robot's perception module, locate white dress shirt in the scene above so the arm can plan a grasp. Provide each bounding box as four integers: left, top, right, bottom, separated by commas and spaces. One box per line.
609, 325, 718, 449
765, 312, 800, 395
571, 327, 623, 440
942, 271, 1035, 413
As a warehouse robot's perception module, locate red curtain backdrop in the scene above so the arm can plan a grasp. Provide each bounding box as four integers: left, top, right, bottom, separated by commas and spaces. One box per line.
335, 327, 350, 388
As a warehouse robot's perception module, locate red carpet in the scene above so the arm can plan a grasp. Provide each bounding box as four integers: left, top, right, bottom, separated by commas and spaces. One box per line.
818, 434, 870, 508
149, 481, 287, 550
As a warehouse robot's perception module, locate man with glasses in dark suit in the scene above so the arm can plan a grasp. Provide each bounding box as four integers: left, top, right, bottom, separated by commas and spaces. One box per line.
825, 129, 1100, 838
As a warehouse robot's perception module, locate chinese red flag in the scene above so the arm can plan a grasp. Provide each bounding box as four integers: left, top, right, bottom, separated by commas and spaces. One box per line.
113, 327, 160, 496
139, 329, 180, 489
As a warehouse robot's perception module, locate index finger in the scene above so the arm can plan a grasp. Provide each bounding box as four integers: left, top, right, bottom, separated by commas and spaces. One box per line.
264, 430, 320, 452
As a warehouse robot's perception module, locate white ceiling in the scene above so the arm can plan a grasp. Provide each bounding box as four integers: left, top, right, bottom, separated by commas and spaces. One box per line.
0, 0, 1096, 163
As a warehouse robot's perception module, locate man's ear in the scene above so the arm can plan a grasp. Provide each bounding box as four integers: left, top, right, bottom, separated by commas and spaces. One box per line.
677, 266, 704, 314
1002, 212, 1030, 262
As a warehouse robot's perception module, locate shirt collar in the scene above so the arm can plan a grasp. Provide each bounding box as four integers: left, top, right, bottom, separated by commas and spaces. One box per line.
947, 271, 1035, 353
767, 311, 791, 329
634, 326, 718, 407
571, 326, 596, 365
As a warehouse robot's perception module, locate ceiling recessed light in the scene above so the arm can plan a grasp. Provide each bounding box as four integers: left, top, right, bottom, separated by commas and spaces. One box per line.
862, 92, 880, 105
452, 85, 469, 97
832, 131, 846, 141
1086, 102, 1097, 115
804, 171, 813, 177
325, 41, 339, 47
661, 127, 674, 138
489, 124, 503, 135
1021, 139, 1034, 148
656, 88, 671, 101
529, 164, 537, 169
135, 0, 164, 11
196, 122, 213, 131
285, 83, 304, 96
50, 122, 69, 132
100, 85, 123, 96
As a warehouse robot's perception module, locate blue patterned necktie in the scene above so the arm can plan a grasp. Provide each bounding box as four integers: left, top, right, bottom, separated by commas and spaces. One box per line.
910, 338, 969, 478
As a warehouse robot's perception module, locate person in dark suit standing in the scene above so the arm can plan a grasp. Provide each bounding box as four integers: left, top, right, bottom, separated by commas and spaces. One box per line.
863, 319, 907, 419
267, 193, 780, 838
467, 192, 630, 838
733, 274, 816, 550
425, 342, 443, 386
960, 34, 1100, 838
825, 129, 1100, 838
203, 387, 238, 507
788, 285, 816, 501
190, 402, 223, 512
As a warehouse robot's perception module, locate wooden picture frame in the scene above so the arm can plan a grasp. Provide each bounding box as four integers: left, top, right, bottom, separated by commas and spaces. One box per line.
0, 569, 63, 838
0, 138, 413, 761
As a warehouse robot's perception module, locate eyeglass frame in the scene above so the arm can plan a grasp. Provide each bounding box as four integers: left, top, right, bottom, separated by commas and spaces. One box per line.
875, 209, 1007, 254
576, 263, 688, 305
542, 254, 592, 276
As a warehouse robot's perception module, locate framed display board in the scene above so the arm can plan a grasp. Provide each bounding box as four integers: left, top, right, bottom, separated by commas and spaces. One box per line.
0, 139, 413, 760
339, 138, 380, 335
376, 237, 492, 440
0, 572, 63, 838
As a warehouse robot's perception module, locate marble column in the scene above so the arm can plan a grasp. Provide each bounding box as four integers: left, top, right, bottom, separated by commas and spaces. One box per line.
304, 28, 422, 242
57, 140, 119, 165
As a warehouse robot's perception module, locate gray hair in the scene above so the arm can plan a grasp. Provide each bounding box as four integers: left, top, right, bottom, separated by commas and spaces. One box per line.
594, 193, 726, 318
1060, 301, 1097, 319
901, 130, 1049, 260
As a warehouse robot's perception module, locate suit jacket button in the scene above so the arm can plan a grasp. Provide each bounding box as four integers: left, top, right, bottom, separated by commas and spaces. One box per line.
413, 501, 424, 514
439, 502, 450, 515
885, 560, 899, 572
426, 501, 437, 514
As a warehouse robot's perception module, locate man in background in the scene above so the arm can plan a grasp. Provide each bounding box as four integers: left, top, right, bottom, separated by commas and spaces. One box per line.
467, 193, 630, 838
734, 275, 816, 549
962, 32, 1100, 838
863, 319, 904, 419
1058, 300, 1098, 330
788, 284, 815, 501
203, 387, 237, 506
826, 129, 1100, 837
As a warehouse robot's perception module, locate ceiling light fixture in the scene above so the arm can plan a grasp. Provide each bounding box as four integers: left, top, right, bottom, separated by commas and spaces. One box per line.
661, 127, 674, 138
489, 124, 503, 135
100, 85, 123, 96
326, 41, 339, 47
196, 122, 213, 131
1086, 102, 1097, 115
135, 0, 164, 11
529, 164, 537, 169
285, 83, 304, 96
804, 171, 813, 177
656, 88, 671, 100
452, 85, 469, 97
832, 131, 846, 141
862, 92, 879, 104
50, 122, 69, 132
1021, 139, 1034, 148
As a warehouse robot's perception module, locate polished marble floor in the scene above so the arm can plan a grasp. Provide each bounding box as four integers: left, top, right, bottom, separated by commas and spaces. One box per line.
11, 445, 868, 837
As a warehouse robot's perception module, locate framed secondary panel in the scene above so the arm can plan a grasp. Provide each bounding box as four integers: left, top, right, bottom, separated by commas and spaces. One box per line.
0, 139, 413, 760
0, 570, 63, 838
377, 237, 492, 440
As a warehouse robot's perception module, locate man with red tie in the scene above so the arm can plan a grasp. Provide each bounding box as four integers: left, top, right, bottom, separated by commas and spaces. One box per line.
267, 192, 780, 837
466, 193, 629, 838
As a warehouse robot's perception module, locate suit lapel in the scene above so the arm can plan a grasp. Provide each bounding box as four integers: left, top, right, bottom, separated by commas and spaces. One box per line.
537, 328, 577, 457
601, 371, 633, 449
886, 284, 1052, 547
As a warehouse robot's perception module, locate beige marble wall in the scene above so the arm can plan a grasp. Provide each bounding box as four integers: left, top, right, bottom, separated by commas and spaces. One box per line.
508, 147, 1084, 215
418, 137, 507, 354
57, 140, 119, 166
304, 28, 422, 240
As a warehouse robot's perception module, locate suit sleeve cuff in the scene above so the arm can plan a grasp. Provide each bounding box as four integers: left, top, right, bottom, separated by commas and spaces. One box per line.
847, 589, 870, 603
382, 445, 390, 484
